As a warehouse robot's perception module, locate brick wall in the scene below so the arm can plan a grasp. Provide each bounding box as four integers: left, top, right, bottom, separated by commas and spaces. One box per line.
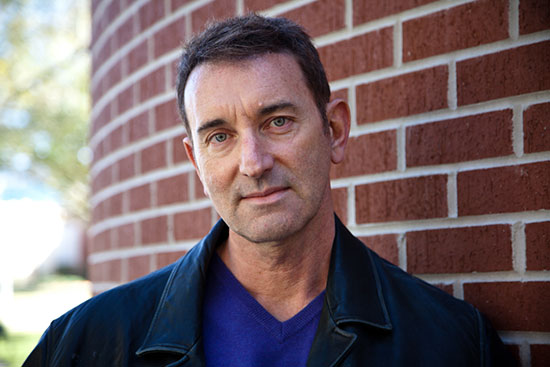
89, 1, 550, 365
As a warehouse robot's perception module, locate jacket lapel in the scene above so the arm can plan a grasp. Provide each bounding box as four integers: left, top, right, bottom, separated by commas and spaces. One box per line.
136, 220, 228, 366
307, 216, 393, 366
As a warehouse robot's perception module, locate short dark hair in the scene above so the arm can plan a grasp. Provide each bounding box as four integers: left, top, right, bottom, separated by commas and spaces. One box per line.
176, 14, 331, 138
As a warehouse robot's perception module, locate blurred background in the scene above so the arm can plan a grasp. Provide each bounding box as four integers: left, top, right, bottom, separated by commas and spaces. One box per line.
0, 1, 92, 365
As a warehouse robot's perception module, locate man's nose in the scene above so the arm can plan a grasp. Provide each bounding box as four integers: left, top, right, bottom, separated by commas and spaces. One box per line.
239, 134, 274, 178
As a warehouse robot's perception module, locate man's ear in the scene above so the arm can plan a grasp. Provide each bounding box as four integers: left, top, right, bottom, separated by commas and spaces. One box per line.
326, 99, 351, 164
183, 136, 198, 171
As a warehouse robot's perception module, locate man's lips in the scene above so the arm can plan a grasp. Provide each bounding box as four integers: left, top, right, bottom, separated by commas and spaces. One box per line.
242, 187, 289, 200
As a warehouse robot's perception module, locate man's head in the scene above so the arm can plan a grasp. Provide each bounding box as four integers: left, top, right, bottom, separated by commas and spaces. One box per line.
178, 15, 350, 244
176, 14, 331, 139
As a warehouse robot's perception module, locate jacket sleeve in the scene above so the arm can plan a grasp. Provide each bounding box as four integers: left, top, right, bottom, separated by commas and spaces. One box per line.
477, 310, 518, 367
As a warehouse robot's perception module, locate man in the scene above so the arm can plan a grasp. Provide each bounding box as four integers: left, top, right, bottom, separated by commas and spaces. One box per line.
25, 15, 513, 366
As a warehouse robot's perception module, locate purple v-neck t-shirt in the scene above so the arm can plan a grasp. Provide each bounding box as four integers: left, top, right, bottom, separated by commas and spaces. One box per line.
202, 254, 325, 366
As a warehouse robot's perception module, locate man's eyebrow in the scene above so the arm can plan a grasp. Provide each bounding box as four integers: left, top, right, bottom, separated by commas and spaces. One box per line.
196, 118, 226, 136
259, 101, 298, 116
195, 102, 297, 136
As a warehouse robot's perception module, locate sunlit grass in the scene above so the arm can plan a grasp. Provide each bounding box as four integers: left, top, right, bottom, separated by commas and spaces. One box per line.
0, 331, 41, 367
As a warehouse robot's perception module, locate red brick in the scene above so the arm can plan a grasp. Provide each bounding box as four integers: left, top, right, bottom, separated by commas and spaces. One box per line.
117, 154, 135, 181
107, 34, 118, 64
155, 99, 180, 131
457, 162, 550, 216
93, 104, 111, 135
355, 175, 448, 223
128, 112, 149, 143
524, 102, 550, 153
174, 208, 212, 240
104, 1, 121, 27
127, 255, 151, 281
154, 16, 186, 58
192, 0, 236, 33
359, 234, 399, 265
91, 230, 111, 253
129, 184, 151, 212
109, 125, 125, 153
172, 133, 189, 164
117, 86, 134, 114
92, 140, 105, 167
92, 201, 104, 222
95, 166, 113, 192
526, 221, 550, 271
406, 225, 512, 274
330, 89, 348, 102
403, 0, 508, 62
117, 16, 135, 52
406, 110, 513, 167
141, 141, 167, 173
331, 187, 347, 225
139, 0, 165, 32
139, 66, 166, 102
157, 250, 187, 268
91, 84, 101, 106
243, 0, 281, 12
532, 345, 550, 367
356, 66, 448, 124
282, 0, 345, 38
457, 41, 550, 106
463, 281, 550, 331
172, 0, 193, 11
92, 204, 101, 223
114, 223, 135, 249
354, 0, 437, 25
89, 259, 122, 283
141, 216, 168, 245
127, 41, 148, 75
105, 61, 122, 92
91, 0, 100, 15
433, 283, 453, 295
520, 0, 550, 35
331, 130, 397, 178
157, 173, 189, 206
319, 28, 393, 82
106, 192, 123, 218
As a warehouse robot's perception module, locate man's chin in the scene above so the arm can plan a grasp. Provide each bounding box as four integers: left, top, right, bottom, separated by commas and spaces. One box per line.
229, 216, 305, 245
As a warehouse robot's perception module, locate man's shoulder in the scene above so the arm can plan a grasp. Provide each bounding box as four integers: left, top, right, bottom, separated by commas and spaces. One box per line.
58, 261, 177, 329
24, 260, 184, 366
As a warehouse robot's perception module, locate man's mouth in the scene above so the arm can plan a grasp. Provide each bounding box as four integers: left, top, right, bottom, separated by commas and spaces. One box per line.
241, 187, 289, 203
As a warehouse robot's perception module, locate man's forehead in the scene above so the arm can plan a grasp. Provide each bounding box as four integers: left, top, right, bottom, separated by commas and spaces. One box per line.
183, 53, 309, 126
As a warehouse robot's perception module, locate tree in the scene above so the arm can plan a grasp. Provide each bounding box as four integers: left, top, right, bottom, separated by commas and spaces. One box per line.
0, 0, 91, 219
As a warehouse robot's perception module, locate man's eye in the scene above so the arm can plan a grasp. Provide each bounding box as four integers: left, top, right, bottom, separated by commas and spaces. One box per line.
211, 133, 227, 143
271, 117, 287, 127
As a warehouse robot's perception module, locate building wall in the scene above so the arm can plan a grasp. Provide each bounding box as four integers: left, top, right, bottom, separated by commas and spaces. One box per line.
89, 0, 550, 365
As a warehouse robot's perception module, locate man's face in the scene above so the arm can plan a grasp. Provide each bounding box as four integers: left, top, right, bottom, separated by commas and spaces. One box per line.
183, 53, 335, 243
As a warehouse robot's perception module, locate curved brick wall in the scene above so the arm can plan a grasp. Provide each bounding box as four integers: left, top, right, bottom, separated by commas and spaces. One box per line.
89, 1, 550, 365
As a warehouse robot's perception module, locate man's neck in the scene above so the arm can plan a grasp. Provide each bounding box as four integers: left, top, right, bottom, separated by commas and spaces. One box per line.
217, 206, 335, 322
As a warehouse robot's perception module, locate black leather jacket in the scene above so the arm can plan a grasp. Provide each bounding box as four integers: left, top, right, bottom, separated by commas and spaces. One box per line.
24, 217, 513, 366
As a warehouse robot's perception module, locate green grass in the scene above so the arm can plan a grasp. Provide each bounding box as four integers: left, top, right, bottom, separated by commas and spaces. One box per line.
0, 332, 41, 367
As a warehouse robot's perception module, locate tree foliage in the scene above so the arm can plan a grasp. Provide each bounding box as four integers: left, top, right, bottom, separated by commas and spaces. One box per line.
0, 0, 91, 219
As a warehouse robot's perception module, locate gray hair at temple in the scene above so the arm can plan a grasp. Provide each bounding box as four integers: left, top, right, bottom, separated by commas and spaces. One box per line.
176, 14, 331, 139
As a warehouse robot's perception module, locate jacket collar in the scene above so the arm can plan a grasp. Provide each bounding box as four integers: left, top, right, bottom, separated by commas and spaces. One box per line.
136, 216, 392, 362
136, 220, 228, 361
325, 216, 392, 330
